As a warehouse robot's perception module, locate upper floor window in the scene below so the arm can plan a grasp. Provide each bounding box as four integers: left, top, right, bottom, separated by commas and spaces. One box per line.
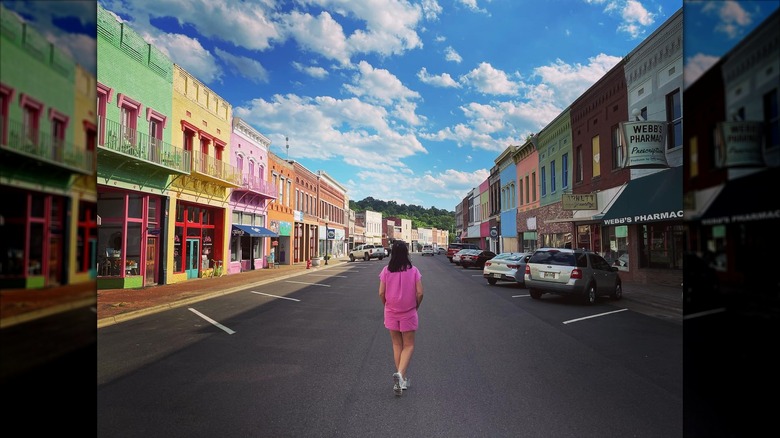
20, 93, 44, 145
611, 124, 623, 170
666, 89, 682, 150
550, 160, 556, 193
592, 135, 601, 178
236, 154, 244, 174
117, 93, 141, 147
576, 145, 584, 182
562, 153, 569, 189
0, 83, 13, 145
540, 166, 546, 197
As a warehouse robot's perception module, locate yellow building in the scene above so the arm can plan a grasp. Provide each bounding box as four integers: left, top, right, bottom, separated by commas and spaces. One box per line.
167, 65, 240, 282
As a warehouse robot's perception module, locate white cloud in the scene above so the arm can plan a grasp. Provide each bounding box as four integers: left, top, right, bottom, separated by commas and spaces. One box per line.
460, 62, 520, 95
214, 48, 269, 84
292, 62, 329, 79
421, 0, 443, 20
282, 10, 352, 65
457, 0, 488, 14
531, 53, 622, 107
444, 46, 462, 63
707, 0, 753, 39
393, 101, 426, 126
618, 0, 655, 38
417, 67, 461, 88
145, 32, 222, 83
684, 53, 719, 88
343, 61, 421, 105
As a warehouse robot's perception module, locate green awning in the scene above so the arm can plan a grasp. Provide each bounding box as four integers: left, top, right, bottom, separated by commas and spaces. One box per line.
700, 169, 780, 225
601, 166, 683, 225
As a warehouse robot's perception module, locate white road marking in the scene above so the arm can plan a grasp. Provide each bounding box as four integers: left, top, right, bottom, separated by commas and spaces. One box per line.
512, 294, 529, 298
683, 307, 726, 320
188, 308, 235, 334
285, 280, 331, 287
563, 308, 628, 324
250, 291, 300, 301
308, 274, 347, 277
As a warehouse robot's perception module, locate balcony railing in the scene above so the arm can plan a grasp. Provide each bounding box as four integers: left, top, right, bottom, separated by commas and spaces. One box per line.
193, 151, 241, 185
2, 119, 95, 174
99, 117, 190, 173
241, 175, 277, 198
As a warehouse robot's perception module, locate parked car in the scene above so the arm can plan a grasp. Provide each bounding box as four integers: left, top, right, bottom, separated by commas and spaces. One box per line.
451, 248, 477, 266
483, 252, 531, 286
460, 250, 497, 269
524, 247, 622, 305
447, 243, 479, 263
421, 244, 435, 256
437, 247, 447, 255
349, 244, 385, 262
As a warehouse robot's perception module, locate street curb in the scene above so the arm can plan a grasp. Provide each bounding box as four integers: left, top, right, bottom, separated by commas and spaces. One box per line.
97, 262, 345, 329
1, 298, 97, 329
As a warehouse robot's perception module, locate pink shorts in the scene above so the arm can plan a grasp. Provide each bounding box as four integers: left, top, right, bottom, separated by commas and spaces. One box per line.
384, 311, 418, 332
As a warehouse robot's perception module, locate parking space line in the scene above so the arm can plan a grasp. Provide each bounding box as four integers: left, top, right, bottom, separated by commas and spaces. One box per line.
250, 291, 301, 301
284, 280, 331, 287
308, 274, 347, 277
188, 308, 235, 334
563, 308, 628, 324
512, 294, 529, 298
683, 307, 726, 320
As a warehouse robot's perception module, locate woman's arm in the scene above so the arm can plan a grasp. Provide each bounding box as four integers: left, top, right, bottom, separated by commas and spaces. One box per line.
379, 281, 386, 305
415, 279, 423, 309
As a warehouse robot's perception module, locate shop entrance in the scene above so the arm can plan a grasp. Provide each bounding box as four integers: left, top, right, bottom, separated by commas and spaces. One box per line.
185, 238, 200, 279
145, 237, 157, 286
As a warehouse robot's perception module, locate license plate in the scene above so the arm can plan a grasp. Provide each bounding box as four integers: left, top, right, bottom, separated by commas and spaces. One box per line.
544, 272, 556, 279
493, 273, 501, 278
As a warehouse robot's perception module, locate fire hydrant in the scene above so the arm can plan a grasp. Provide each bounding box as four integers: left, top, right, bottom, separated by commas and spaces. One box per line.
306, 259, 311, 269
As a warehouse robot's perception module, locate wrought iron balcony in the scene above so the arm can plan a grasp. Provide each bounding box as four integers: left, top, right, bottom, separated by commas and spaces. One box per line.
99, 117, 190, 173
192, 151, 242, 187
1, 118, 95, 174
239, 174, 277, 198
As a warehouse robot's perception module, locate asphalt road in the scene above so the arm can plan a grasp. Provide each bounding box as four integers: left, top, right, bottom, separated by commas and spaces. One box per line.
98, 254, 683, 437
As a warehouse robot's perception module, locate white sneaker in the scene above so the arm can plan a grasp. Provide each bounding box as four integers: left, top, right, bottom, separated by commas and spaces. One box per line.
401, 377, 409, 390
393, 372, 403, 396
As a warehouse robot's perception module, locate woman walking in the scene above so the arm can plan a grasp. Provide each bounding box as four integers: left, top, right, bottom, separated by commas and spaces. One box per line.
379, 241, 424, 396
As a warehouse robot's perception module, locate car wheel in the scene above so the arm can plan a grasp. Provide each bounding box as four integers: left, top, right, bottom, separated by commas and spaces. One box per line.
462, 264, 468, 269
364, 253, 369, 261
379, 256, 384, 260
487, 278, 497, 285
529, 289, 542, 299
584, 283, 596, 305
349, 254, 355, 262
611, 282, 623, 300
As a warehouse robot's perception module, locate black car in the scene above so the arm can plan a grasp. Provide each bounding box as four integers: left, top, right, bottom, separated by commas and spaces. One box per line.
460, 250, 497, 269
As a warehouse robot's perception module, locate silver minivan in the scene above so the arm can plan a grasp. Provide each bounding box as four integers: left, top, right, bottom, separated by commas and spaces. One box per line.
524, 248, 622, 305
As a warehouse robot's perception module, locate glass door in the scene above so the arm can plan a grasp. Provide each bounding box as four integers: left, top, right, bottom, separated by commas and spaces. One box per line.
145, 237, 157, 286
186, 238, 199, 279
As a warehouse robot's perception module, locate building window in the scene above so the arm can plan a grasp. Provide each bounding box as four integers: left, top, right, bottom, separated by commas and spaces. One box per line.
611, 124, 623, 170
117, 93, 141, 147
764, 88, 779, 150
531, 172, 537, 201
666, 89, 682, 150
592, 135, 600, 178
576, 145, 583, 182
562, 153, 569, 189
96, 82, 112, 144
20, 93, 44, 146
49, 109, 69, 160
0, 83, 13, 145
550, 160, 556, 193
77, 201, 97, 273
540, 166, 546, 197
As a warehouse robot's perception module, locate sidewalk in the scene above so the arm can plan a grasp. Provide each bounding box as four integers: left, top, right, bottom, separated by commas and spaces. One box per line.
0, 257, 682, 329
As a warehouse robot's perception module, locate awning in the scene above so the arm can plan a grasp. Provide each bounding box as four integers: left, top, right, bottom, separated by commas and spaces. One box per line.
232, 224, 278, 237
699, 169, 780, 226
601, 166, 683, 225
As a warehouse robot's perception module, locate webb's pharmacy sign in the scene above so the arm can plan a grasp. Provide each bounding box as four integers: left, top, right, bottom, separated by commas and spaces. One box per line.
619, 121, 668, 168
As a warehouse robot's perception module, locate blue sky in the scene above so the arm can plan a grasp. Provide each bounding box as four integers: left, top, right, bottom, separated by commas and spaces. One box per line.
5, 1, 776, 211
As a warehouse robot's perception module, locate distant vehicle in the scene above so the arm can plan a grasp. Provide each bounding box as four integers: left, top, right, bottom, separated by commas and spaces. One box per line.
524, 247, 622, 305
483, 252, 531, 286
349, 244, 385, 262
437, 247, 447, 255
452, 248, 478, 266
421, 245, 435, 256
459, 250, 496, 269
447, 243, 479, 263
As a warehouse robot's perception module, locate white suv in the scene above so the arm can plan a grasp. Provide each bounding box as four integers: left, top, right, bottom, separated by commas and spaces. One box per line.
421, 245, 435, 256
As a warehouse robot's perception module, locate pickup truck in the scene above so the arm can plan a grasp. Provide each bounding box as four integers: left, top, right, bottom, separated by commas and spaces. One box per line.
349, 244, 385, 262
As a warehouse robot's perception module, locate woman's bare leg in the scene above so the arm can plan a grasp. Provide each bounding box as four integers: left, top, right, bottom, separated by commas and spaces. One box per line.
397, 330, 415, 378
389, 330, 403, 371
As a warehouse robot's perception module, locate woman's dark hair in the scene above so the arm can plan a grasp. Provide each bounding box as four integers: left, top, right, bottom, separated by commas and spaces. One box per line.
387, 241, 412, 272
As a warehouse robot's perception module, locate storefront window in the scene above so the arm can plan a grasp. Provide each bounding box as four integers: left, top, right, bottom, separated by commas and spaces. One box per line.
542, 232, 572, 249
125, 223, 142, 276
706, 224, 728, 272
230, 235, 239, 262
174, 227, 183, 272
604, 225, 629, 271
29, 223, 43, 275
253, 238, 261, 259
128, 194, 143, 218
99, 226, 123, 276
641, 224, 684, 270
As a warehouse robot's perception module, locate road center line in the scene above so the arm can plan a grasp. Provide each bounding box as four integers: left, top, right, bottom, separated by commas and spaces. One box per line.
284, 280, 331, 287
250, 291, 301, 301
188, 308, 235, 334
563, 308, 628, 324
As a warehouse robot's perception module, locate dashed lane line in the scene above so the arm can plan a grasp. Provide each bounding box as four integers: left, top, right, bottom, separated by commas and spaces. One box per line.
562, 308, 628, 324
250, 291, 301, 302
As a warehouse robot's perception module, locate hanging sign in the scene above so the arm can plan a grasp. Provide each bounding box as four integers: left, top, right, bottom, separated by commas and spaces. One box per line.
716, 121, 765, 168
619, 121, 669, 168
